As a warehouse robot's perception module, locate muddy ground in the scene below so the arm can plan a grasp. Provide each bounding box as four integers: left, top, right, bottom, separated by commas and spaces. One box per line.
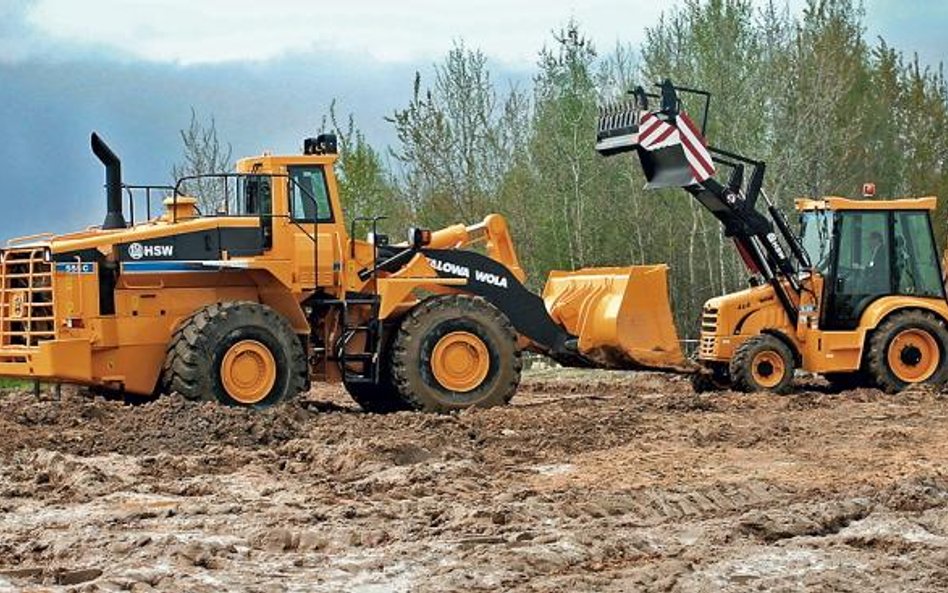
2, 370, 948, 592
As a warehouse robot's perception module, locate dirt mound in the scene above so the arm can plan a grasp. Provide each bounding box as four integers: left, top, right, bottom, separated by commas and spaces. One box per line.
0, 389, 313, 457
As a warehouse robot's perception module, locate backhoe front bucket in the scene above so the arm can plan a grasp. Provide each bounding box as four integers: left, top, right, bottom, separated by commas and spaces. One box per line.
542, 265, 689, 371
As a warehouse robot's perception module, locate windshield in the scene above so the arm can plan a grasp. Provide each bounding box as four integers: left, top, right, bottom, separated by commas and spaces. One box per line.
799, 210, 833, 273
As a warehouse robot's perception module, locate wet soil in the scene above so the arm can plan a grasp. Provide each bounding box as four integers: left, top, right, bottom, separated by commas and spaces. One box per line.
2, 370, 948, 592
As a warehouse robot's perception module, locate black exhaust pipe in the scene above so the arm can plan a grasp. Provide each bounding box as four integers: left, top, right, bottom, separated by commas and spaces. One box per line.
91, 132, 127, 230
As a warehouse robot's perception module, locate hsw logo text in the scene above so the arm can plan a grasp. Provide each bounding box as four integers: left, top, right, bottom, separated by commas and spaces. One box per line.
128, 242, 174, 260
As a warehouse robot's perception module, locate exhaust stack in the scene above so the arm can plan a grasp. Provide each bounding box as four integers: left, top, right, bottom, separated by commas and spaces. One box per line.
91, 132, 126, 230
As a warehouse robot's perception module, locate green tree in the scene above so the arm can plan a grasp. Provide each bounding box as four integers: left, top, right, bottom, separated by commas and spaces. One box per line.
388, 42, 519, 228
323, 101, 406, 237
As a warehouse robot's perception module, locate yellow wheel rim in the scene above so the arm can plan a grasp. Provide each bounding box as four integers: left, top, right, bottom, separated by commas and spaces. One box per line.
430, 331, 490, 392
220, 339, 277, 404
887, 328, 939, 383
751, 350, 786, 389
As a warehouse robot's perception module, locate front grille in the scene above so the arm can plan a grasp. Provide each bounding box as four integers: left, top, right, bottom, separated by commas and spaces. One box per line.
0, 247, 54, 347
699, 306, 718, 357
700, 335, 716, 356
701, 307, 718, 333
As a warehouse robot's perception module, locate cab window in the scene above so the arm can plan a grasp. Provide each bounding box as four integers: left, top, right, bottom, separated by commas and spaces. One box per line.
799, 210, 833, 272
824, 211, 891, 330
894, 211, 944, 298
288, 166, 332, 222
242, 175, 271, 216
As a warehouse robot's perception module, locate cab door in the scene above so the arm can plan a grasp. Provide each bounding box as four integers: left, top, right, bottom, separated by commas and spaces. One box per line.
286, 165, 339, 289
822, 209, 945, 330
823, 210, 892, 330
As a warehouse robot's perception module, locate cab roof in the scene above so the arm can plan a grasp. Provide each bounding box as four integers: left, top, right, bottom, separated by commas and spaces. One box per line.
236, 153, 337, 172
795, 196, 937, 212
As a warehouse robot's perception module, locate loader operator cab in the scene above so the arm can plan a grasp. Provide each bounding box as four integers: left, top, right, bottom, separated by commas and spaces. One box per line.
796, 197, 945, 331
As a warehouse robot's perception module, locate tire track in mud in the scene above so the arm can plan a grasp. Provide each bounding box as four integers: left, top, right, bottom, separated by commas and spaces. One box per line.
2, 372, 948, 592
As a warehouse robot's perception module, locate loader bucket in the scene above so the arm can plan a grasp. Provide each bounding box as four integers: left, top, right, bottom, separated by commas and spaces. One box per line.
542, 265, 688, 371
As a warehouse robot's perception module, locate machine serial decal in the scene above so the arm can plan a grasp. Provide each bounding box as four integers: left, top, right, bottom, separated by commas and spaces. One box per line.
55, 262, 95, 274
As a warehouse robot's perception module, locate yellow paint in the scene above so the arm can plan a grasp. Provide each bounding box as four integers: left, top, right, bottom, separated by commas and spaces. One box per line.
430, 331, 490, 392
543, 265, 687, 370
220, 339, 277, 404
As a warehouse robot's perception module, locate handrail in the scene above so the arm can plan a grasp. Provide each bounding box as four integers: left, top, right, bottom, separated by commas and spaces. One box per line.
122, 184, 174, 225
7, 233, 55, 246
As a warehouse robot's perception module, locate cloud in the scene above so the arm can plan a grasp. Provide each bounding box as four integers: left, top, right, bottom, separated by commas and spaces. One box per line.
18, 0, 665, 66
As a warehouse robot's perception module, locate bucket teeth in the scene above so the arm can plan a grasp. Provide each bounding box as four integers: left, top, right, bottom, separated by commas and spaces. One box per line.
598, 100, 639, 138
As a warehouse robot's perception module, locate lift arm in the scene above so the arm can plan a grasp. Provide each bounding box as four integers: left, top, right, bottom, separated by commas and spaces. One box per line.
596, 79, 810, 325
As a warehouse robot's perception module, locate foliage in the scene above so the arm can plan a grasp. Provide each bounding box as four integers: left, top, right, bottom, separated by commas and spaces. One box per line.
316, 0, 948, 336
171, 108, 233, 213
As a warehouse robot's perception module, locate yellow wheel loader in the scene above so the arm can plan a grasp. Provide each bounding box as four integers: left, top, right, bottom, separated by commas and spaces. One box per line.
0, 132, 686, 411
598, 79, 948, 393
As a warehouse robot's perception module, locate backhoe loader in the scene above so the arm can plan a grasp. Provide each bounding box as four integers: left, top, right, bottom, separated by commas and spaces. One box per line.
0, 132, 686, 411
597, 79, 948, 393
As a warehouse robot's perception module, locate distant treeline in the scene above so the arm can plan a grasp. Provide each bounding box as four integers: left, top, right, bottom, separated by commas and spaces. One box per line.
325, 0, 948, 335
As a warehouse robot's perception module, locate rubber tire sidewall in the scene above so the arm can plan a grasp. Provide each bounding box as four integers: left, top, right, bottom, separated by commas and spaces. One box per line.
164, 302, 306, 408
393, 295, 520, 413
867, 311, 948, 394
730, 334, 795, 394
211, 325, 292, 407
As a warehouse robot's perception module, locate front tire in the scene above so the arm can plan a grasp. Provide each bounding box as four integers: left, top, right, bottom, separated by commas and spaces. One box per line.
162, 302, 308, 407
391, 295, 521, 413
730, 334, 795, 394
866, 310, 948, 393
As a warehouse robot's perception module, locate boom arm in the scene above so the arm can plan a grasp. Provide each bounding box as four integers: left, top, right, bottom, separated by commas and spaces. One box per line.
597, 79, 810, 324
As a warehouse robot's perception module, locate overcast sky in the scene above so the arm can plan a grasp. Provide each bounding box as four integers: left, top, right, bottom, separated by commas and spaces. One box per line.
0, 0, 945, 237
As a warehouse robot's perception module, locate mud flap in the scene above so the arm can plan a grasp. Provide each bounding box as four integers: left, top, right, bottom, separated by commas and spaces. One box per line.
542, 265, 689, 371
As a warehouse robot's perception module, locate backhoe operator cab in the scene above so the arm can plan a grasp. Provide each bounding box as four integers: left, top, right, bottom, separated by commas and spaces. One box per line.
700, 196, 948, 393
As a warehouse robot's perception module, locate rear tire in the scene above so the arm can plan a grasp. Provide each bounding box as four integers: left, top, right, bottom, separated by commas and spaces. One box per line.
391, 295, 521, 413
162, 302, 307, 407
866, 310, 948, 393
730, 334, 795, 394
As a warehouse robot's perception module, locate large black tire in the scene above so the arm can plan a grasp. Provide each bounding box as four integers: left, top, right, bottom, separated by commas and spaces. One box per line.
730, 334, 795, 394
690, 363, 731, 393
391, 295, 521, 413
866, 310, 948, 394
343, 324, 413, 413
162, 301, 308, 407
